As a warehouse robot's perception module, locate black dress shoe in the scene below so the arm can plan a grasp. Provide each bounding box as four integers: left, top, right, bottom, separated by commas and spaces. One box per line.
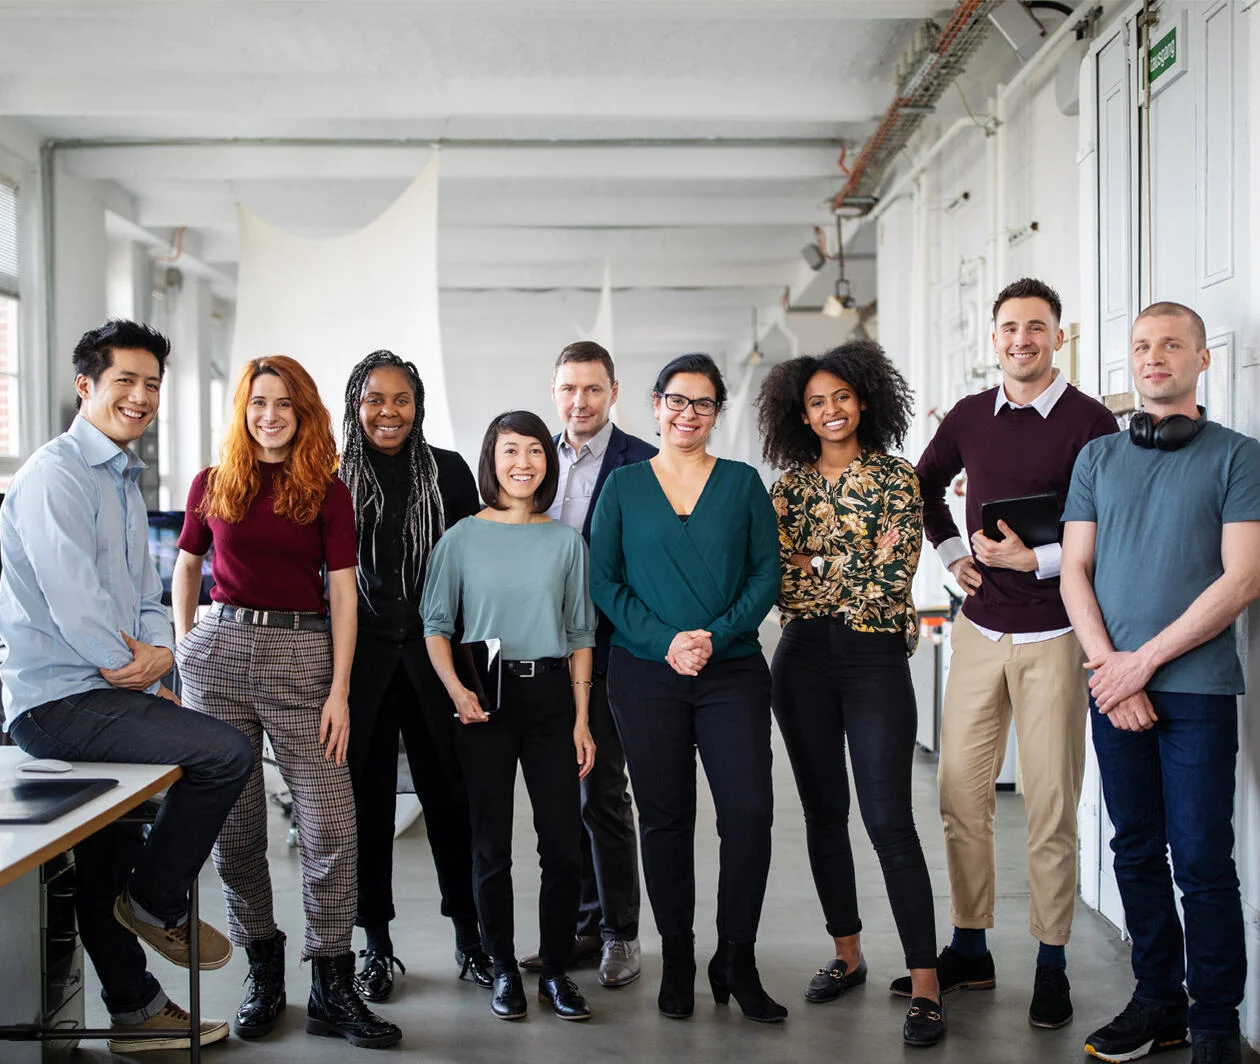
520, 934, 602, 973
491, 972, 527, 1020
903, 996, 946, 1046
456, 947, 494, 989
538, 975, 591, 1021
804, 956, 868, 1003
890, 946, 995, 997
354, 949, 405, 1003
1028, 964, 1072, 1029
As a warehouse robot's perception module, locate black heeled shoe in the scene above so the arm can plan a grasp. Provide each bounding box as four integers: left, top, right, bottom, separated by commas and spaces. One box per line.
709, 940, 788, 1023
659, 934, 696, 1019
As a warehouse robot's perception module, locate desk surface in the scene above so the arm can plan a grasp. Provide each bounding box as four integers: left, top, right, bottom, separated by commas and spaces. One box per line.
0, 748, 181, 888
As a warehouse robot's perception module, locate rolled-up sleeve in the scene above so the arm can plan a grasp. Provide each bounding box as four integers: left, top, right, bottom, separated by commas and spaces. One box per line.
564, 533, 598, 653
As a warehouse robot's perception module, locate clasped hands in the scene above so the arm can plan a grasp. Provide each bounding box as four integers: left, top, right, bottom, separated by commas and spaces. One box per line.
1085, 648, 1159, 732
100, 630, 180, 705
666, 629, 712, 676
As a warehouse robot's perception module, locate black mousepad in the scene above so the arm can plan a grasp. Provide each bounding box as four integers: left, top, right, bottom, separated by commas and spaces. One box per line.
0, 778, 120, 824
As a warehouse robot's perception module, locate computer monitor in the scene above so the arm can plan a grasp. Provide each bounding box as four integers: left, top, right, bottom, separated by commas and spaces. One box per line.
146, 511, 214, 606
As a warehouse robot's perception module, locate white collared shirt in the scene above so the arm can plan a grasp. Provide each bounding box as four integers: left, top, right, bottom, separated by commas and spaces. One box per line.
547, 419, 615, 530
937, 371, 1072, 644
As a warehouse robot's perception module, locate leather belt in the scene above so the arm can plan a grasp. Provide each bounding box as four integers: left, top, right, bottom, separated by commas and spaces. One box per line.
210, 602, 330, 632
502, 658, 566, 678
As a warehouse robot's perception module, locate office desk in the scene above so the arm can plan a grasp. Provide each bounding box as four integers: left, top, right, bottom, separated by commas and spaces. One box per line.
0, 748, 203, 1062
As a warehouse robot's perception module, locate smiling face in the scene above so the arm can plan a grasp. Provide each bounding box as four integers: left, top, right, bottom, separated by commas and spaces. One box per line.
802, 369, 864, 449
246, 371, 297, 462
653, 371, 718, 452
1130, 312, 1209, 409
552, 359, 618, 447
75, 347, 163, 448
358, 366, 417, 455
992, 296, 1063, 389
494, 431, 549, 505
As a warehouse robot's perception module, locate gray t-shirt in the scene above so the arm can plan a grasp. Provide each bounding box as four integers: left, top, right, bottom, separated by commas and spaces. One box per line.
422, 515, 597, 661
1063, 420, 1260, 695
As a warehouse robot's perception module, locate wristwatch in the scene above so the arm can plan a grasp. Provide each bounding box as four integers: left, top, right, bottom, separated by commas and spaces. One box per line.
810, 555, 825, 577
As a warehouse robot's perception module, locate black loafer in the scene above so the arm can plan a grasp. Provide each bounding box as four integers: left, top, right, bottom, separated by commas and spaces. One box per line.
457, 947, 494, 989
805, 956, 868, 1003
903, 996, 946, 1046
491, 972, 527, 1020
1029, 964, 1073, 1029
353, 949, 405, 1003
890, 946, 994, 997
538, 975, 592, 1021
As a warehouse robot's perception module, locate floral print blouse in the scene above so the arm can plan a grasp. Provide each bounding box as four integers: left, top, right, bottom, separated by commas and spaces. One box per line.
770, 451, 923, 654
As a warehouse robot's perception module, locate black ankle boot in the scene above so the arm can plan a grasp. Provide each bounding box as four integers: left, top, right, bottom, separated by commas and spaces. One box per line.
234, 929, 286, 1038
709, 940, 787, 1023
659, 934, 696, 1019
306, 952, 402, 1048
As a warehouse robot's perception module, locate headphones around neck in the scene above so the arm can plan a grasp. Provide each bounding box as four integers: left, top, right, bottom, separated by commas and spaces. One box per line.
1128, 406, 1206, 451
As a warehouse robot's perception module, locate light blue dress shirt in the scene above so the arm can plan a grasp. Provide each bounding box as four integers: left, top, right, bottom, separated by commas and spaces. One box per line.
0, 416, 173, 727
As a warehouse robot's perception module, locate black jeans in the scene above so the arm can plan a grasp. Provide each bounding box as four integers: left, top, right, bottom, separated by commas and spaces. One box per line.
348, 635, 481, 950
9, 688, 254, 1021
771, 617, 937, 970
453, 669, 582, 975
576, 673, 640, 941
607, 647, 774, 944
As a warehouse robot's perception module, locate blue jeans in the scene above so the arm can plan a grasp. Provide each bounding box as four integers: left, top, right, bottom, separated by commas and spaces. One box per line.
9, 687, 254, 1022
1090, 690, 1244, 1036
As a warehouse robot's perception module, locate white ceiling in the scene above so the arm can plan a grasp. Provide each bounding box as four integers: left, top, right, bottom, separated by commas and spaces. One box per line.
1, 0, 951, 449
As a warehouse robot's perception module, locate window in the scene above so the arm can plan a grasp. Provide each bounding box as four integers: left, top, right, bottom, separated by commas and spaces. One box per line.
0, 178, 19, 462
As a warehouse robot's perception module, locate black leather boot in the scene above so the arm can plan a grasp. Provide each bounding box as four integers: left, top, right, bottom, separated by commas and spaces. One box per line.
306, 952, 402, 1048
709, 940, 787, 1023
234, 929, 286, 1038
658, 934, 696, 1019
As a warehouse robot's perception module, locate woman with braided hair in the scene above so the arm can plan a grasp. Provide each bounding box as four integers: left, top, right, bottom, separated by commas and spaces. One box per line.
340, 350, 492, 1001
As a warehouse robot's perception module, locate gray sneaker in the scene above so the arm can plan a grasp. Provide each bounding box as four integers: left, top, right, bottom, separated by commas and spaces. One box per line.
598, 938, 641, 988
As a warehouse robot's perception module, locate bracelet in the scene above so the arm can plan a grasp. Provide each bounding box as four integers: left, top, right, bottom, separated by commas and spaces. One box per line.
571, 680, 593, 687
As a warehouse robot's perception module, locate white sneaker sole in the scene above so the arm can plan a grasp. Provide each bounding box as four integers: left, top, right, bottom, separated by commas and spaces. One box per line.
108, 1019, 229, 1053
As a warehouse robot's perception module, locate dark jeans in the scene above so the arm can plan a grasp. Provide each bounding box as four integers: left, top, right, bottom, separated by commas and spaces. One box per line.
9, 687, 253, 1021
607, 647, 773, 944
576, 673, 641, 941
771, 617, 937, 969
453, 669, 582, 975
1091, 690, 1244, 1036
348, 638, 481, 949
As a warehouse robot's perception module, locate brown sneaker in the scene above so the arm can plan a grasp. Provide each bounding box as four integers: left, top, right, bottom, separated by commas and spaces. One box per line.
108, 1001, 230, 1053
114, 892, 233, 970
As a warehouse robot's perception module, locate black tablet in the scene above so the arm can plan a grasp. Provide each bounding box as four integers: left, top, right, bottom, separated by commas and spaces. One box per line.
0, 778, 120, 824
980, 492, 1061, 547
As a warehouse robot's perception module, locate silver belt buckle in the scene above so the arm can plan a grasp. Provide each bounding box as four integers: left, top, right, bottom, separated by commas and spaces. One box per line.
520, 660, 535, 678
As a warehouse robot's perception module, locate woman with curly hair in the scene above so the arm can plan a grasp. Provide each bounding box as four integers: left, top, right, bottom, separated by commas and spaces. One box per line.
339, 350, 491, 1000
755, 340, 944, 1047
172, 356, 401, 1049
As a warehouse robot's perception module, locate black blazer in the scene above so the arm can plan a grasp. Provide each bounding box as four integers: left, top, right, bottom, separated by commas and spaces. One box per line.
553, 423, 657, 671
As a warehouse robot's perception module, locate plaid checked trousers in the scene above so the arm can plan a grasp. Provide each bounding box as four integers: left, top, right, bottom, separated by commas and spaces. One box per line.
176, 613, 358, 959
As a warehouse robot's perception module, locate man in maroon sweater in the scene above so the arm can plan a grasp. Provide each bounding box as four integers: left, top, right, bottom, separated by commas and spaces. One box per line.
911, 278, 1117, 1030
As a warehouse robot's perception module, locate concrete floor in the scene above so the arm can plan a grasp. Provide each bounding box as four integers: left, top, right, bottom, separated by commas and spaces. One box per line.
78, 624, 1258, 1064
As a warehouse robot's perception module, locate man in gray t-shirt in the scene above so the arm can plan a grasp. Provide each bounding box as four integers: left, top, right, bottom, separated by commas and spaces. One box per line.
1060, 302, 1260, 1064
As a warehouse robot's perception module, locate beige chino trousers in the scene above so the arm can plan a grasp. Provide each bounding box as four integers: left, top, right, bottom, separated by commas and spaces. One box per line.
937, 613, 1088, 945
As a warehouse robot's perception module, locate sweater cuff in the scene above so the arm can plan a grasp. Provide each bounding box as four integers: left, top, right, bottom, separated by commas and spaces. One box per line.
935, 536, 970, 571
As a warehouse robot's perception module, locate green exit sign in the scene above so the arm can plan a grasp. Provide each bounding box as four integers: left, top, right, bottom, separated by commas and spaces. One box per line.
1148, 26, 1177, 84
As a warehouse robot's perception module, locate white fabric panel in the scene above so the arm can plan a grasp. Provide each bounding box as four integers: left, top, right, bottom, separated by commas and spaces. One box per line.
230, 157, 451, 448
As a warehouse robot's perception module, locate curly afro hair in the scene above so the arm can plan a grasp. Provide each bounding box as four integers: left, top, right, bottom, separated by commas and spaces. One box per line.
755, 339, 914, 470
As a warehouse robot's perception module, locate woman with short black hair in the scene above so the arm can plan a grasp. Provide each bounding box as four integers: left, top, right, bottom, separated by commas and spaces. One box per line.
422, 410, 598, 1023
756, 340, 944, 1047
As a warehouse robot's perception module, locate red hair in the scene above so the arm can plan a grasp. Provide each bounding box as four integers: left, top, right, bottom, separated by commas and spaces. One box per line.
201, 356, 338, 526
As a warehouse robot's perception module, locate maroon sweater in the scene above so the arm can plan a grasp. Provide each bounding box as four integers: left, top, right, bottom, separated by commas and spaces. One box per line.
179, 463, 358, 614
915, 384, 1117, 632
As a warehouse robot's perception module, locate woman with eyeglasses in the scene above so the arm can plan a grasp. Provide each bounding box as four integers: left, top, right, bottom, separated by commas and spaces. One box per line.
755, 341, 943, 1047
422, 410, 598, 1024
589, 353, 785, 1023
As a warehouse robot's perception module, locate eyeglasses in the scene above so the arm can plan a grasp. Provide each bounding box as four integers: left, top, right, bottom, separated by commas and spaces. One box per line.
659, 393, 718, 416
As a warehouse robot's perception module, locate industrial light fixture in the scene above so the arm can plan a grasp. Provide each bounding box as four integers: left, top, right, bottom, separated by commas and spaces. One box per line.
800, 225, 828, 270
824, 216, 857, 316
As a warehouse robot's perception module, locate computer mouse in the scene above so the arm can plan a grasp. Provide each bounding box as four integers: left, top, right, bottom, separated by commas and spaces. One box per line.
19, 758, 74, 773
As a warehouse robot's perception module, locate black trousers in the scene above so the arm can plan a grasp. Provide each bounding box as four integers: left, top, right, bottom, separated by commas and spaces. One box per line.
770, 617, 937, 970
576, 673, 641, 940
453, 669, 583, 974
348, 634, 481, 949
607, 647, 774, 944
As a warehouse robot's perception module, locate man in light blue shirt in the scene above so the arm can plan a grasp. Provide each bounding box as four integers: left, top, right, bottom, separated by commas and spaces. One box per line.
0, 320, 252, 1052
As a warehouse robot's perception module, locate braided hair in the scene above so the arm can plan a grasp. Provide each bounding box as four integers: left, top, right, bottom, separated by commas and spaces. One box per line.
340, 350, 445, 603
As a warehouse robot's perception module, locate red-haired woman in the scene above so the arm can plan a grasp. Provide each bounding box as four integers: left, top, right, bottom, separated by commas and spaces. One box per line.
172, 356, 401, 1050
